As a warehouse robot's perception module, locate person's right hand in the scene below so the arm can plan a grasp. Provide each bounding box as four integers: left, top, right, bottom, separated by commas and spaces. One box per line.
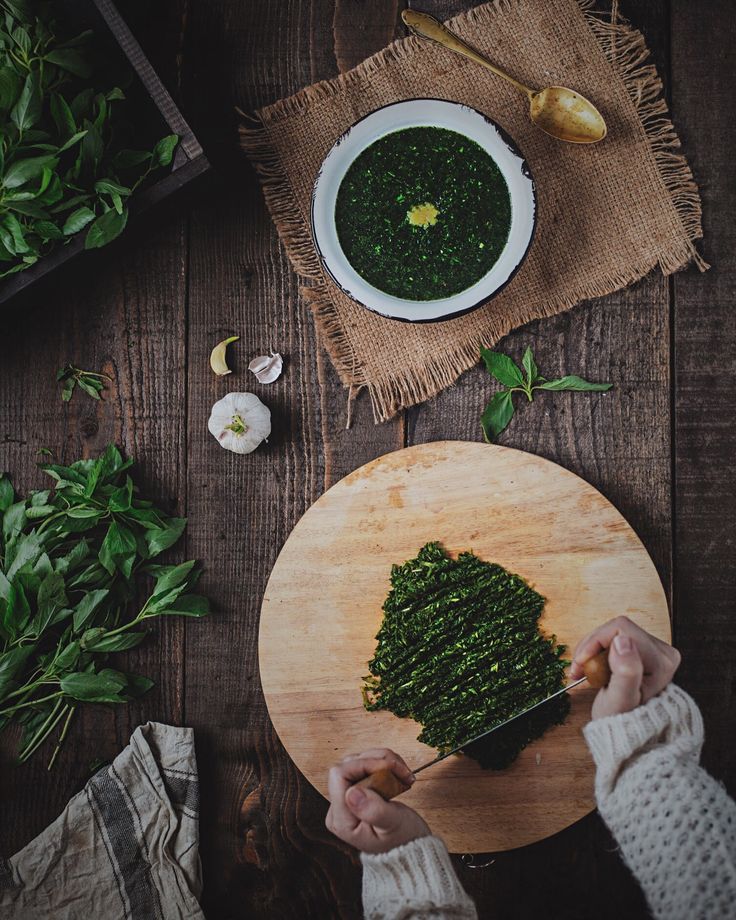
570, 616, 681, 720
325, 748, 430, 854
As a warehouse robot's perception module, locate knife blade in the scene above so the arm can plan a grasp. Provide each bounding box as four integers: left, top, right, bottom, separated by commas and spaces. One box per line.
412, 674, 588, 775
355, 649, 611, 800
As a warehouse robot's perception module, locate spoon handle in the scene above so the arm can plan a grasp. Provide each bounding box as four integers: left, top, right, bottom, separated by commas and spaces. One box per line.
402, 10, 534, 98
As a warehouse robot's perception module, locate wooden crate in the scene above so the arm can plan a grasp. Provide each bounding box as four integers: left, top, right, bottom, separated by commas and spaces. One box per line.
0, 0, 210, 305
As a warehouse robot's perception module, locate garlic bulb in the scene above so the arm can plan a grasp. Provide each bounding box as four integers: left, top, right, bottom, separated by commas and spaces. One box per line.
248, 351, 283, 384
208, 392, 271, 454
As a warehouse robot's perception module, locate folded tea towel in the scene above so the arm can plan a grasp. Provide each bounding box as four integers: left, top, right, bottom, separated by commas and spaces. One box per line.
0, 722, 204, 920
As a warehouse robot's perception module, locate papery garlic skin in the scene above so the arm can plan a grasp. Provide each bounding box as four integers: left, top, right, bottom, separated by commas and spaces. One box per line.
208, 392, 271, 454
248, 352, 283, 384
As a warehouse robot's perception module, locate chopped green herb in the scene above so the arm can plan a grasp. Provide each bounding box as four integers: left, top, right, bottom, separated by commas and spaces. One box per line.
363, 542, 569, 770
335, 127, 511, 301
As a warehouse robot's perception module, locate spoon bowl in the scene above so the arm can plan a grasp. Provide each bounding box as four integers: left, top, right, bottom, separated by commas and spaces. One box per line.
529, 86, 607, 144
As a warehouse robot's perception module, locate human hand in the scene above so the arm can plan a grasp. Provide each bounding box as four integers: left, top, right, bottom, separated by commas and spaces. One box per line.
570, 616, 681, 720
325, 748, 430, 854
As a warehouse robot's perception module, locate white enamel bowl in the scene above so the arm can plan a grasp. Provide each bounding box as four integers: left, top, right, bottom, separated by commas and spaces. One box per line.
311, 99, 537, 323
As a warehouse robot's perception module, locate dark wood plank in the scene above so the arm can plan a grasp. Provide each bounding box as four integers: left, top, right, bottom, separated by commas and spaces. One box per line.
670, 0, 736, 789
177, 2, 405, 916
0, 217, 188, 854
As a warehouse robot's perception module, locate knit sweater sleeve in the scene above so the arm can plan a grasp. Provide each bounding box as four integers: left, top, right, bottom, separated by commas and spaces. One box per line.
361, 835, 477, 920
583, 683, 736, 920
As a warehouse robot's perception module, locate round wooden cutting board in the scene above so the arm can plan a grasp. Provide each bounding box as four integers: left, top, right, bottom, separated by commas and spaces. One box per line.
259, 442, 670, 852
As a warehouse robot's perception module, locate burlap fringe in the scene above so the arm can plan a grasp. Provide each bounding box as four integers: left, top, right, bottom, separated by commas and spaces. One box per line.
239, 0, 707, 424
578, 0, 708, 273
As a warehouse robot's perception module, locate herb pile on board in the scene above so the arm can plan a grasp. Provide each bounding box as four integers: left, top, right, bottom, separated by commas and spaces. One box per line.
362, 542, 569, 769
0, 444, 208, 766
0, 0, 178, 278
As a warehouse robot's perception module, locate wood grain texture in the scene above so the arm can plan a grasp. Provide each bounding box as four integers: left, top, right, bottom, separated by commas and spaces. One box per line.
670, 0, 736, 787
260, 441, 671, 852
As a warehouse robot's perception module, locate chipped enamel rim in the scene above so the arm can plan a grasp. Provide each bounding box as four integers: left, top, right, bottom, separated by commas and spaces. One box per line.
311, 99, 537, 323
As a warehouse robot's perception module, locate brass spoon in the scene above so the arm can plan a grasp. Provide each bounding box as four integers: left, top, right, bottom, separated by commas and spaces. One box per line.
403, 9, 607, 144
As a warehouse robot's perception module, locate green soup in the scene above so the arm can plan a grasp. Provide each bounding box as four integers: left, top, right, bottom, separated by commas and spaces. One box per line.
334, 126, 512, 302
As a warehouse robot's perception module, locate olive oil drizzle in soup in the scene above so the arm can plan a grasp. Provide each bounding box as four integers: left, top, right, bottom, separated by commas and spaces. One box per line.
334, 126, 512, 302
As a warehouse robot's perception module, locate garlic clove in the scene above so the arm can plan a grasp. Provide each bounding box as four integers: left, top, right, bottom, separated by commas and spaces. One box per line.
208, 392, 271, 454
248, 351, 283, 384
210, 336, 240, 376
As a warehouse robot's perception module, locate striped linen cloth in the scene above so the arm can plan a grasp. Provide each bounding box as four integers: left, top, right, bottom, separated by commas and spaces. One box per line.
1, 722, 205, 919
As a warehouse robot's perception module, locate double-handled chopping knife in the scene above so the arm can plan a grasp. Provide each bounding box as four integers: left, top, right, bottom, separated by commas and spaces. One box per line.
356, 649, 612, 800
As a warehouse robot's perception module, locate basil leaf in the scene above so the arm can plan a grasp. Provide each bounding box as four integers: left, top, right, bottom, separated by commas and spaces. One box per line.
143, 517, 186, 558
124, 673, 154, 698
6, 531, 43, 579
72, 588, 109, 632
0, 645, 35, 702
61, 377, 76, 401
60, 668, 128, 703
82, 631, 146, 653
44, 49, 93, 79
0, 65, 20, 111
108, 477, 133, 512
77, 377, 102, 400
57, 130, 87, 154
37, 571, 67, 613
1, 581, 31, 639
153, 134, 178, 167
0, 213, 30, 253
480, 347, 524, 388
98, 521, 137, 578
158, 594, 209, 618
2, 500, 26, 545
33, 220, 64, 241
84, 207, 127, 249
522, 347, 538, 386
94, 178, 130, 198
112, 148, 151, 170
3, 154, 59, 188
480, 390, 515, 441
54, 641, 80, 673
10, 70, 41, 131
49, 93, 76, 137
146, 560, 197, 596
62, 206, 95, 236
0, 473, 14, 512
536, 376, 613, 392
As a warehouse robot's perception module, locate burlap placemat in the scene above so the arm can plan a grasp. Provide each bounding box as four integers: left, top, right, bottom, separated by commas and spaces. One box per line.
241, 0, 705, 423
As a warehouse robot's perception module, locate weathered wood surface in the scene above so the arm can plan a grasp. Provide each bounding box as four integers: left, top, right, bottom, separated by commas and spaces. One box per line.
0, 1, 733, 918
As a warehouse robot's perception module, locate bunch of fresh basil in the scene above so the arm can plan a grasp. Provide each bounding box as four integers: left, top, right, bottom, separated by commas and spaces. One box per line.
0, 0, 178, 278
0, 444, 208, 766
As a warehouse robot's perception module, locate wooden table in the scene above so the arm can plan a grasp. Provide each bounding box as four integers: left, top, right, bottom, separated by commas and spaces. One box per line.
1, 2, 733, 918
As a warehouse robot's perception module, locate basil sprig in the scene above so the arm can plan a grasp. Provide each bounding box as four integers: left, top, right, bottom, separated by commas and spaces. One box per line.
480, 346, 612, 441
0, 444, 209, 767
56, 363, 110, 402
0, 0, 178, 278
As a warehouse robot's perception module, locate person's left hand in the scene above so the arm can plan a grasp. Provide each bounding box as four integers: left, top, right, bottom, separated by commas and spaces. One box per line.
325, 748, 430, 854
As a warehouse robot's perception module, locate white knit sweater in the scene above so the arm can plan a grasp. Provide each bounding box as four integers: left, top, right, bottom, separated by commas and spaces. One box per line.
361, 685, 736, 920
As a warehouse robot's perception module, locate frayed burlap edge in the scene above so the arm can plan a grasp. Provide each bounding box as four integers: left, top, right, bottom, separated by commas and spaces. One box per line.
239, 0, 707, 424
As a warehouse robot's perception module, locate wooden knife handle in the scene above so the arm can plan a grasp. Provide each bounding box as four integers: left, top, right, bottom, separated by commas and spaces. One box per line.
354, 767, 411, 801
583, 649, 612, 689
